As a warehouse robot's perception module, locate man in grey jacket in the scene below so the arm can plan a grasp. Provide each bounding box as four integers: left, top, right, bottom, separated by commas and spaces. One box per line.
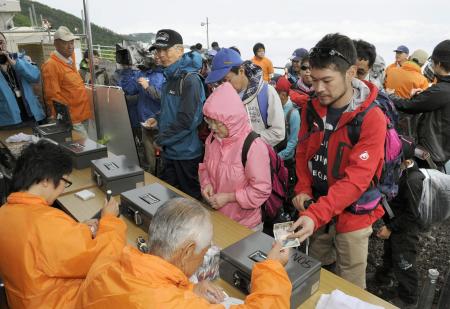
205, 48, 285, 147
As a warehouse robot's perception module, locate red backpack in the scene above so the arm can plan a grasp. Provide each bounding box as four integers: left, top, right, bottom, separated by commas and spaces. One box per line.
241, 132, 288, 220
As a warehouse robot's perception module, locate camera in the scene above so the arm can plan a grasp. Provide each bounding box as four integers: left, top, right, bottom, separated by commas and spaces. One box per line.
0, 52, 17, 65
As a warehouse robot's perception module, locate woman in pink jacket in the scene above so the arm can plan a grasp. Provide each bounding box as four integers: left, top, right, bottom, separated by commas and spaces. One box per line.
199, 82, 272, 229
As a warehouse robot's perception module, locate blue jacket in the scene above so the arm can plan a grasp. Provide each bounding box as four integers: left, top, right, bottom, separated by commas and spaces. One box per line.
114, 68, 164, 128
113, 68, 140, 127
278, 100, 300, 160
155, 52, 205, 160
0, 54, 45, 126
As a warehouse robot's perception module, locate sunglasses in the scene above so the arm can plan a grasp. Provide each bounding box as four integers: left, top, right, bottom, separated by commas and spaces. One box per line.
300, 65, 311, 71
309, 47, 352, 66
61, 177, 73, 188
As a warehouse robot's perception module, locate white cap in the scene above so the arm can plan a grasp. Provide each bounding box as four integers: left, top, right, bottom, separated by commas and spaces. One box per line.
54, 26, 76, 42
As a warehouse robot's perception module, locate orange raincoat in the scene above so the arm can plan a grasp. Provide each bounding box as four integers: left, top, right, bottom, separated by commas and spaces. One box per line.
77, 245, 292, 308
0, 192, 127, 309
41, 52, 92, 123
384, 61, 429, 98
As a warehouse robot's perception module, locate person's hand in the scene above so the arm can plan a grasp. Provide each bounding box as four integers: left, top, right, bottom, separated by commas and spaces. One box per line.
377, 225, 392, 240
201, 184, 215, 204
210, 193, 234, 210
287, 215, 315, 242
101, 196, 119, 217
83, 219, 99, 238
137, 77, 149, 90
410, 88, 423, 97
385, 88, 395, 95
145, 117, 157, 128
292, 193, 312, 211
267, 241, 290, 266
193, 280, 225, 304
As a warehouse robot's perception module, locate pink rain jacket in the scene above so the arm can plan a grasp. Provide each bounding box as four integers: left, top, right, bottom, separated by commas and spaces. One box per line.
199, 82, 271, 228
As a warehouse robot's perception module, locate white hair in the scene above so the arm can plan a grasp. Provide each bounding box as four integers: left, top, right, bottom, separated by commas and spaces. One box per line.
148, 198, 212, 259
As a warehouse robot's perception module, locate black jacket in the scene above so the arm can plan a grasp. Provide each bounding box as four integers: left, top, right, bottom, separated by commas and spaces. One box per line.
391, 75, 450, 164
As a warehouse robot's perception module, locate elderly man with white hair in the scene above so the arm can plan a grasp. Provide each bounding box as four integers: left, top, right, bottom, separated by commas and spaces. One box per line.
76, 197, 292, 308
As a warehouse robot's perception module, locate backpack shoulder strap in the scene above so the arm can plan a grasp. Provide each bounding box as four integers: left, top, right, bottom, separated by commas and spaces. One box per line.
179, 72, 203, 96
347, 101, 378, 146
285, 105, 298, 133
241, 131, 260, 168
257, 83, 269, 128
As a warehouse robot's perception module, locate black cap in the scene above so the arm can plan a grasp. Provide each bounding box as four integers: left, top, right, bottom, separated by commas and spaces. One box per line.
431, 40, 450, 63
149, 29, 183, 51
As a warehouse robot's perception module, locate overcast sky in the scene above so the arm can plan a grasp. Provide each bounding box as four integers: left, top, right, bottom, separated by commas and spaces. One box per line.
36, 0, 450, 67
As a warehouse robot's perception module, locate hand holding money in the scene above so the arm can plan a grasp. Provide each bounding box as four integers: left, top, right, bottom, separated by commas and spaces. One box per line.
273, 221, 300, 249
267, 241, 289, 266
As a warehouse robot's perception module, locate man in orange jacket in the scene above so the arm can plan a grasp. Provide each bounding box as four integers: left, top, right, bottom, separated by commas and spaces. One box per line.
0, 140, 126, 309
42, 26, 92, 135
77, 197, 292, 308
385, 49, 429, 98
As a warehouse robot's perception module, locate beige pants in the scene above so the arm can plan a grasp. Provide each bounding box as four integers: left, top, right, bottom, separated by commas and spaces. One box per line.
309, 224, 373, 289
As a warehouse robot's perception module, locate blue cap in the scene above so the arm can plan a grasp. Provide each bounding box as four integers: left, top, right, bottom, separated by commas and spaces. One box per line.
394, 45, 409, 54
290, 48, 308, 61
205, 48, 243, 84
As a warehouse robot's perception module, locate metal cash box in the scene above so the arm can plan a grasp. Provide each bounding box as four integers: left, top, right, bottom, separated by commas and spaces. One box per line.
220, 232, 321, 308
60, 138, 107, 169
33, 101, 72, 144
120, 183, 182, 231
91, 155, 144, 194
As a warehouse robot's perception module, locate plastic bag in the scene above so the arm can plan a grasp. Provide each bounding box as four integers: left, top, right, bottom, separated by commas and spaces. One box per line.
417, 169, 450, 227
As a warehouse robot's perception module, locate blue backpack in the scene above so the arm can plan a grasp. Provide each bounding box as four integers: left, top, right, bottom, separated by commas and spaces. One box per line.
256, 83, 269, 128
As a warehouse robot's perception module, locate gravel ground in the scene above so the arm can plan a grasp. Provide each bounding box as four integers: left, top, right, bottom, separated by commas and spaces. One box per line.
366, 219, 450, 307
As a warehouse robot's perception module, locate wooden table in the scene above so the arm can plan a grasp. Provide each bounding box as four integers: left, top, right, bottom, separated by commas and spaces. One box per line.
57, 171, 397, 309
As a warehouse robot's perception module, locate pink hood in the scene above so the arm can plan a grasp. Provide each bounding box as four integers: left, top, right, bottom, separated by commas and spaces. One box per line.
203, 82, 252, 138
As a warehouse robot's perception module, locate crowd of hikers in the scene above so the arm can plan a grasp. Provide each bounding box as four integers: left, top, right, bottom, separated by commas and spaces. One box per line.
1, 25, 450, 309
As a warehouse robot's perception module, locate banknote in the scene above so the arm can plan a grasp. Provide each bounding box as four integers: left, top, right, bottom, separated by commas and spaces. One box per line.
273, 221, 300, 249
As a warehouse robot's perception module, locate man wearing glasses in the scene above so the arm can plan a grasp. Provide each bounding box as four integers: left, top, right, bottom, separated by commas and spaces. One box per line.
289, 33, 387, 289
144, 29, 205, 200
0, 140, 126, 309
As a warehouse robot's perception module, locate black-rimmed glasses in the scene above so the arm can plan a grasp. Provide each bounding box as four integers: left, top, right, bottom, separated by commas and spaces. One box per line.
61, 177, 72, 188
309, 47, 353, 66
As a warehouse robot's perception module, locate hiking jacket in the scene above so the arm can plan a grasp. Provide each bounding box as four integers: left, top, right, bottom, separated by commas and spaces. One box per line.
278, 100, 300, 161
290, 88, 312, 109
241, 61, 285, 147
0, 192, 127, 309
155, 52, 205, 160
391, 74, 450, 164
120, 68, 165, 126
76, 245, 292, 308
42, 52, 92, 123
199, 82, 271, 228
384, 61, 429, 98
295, 79, 386, 233
0, 54, 45, 126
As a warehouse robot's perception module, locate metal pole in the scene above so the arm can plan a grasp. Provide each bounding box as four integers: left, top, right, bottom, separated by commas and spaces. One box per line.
82, 0, 100, 139
81, 10, 85, 35
31, 3, 38, 28
206, 17, 209, 50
